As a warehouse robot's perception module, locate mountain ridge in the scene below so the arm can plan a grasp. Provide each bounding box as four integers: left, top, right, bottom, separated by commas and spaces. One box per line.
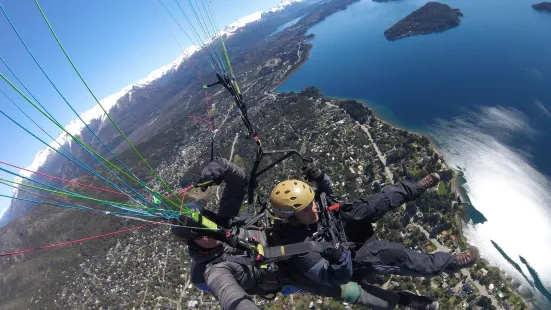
0, 0, 312, 228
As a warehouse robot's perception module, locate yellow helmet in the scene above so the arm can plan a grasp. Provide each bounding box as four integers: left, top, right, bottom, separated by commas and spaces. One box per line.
269, 179, 315, 219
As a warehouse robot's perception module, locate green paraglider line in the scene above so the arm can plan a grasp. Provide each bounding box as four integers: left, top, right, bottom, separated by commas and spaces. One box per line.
156, 0, 217, 71
0, 167, 159, 217
0, 3, 174, 214
172, 0, 226, 73
0, 180, 160, 219
220, 40, 241, 94
0, 177, 161, 215
34, 0, 185, 211
0, 72, 182, 214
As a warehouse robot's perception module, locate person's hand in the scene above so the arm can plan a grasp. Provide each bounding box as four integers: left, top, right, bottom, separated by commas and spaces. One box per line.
320, 246, 345, 264
199, 157, 226, 191
301, 164, 324, 183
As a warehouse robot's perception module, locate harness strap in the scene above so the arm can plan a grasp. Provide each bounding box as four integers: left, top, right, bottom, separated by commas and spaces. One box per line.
262, 241, 333, 262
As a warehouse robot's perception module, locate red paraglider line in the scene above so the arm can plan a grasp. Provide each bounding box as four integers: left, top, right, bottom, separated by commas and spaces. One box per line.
188, 115, 213, 132
0, 160, 126, 196
0, 224, 148, 257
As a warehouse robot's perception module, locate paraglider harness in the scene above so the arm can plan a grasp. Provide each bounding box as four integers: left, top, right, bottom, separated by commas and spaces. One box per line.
178, 74, 347, 296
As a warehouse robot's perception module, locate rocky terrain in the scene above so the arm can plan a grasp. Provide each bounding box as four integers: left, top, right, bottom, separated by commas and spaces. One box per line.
532, 2, 551, 12
0, 0, 527, 309
384, 2, 463, 41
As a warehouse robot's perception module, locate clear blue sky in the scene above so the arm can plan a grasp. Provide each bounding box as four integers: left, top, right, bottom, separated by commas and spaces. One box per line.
0, 0, 283, 215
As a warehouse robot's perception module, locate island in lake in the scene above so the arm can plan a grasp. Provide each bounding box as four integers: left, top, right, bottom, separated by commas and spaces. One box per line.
532, 2, 551, 12
384, 2, 463, 41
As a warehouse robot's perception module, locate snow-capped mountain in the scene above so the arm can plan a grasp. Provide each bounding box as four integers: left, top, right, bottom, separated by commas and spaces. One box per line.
221, 11, 263, 35
14, 0, 303, 186
1, 0, 308, 227
270, 0, 303, 12
14, 46, 198, 185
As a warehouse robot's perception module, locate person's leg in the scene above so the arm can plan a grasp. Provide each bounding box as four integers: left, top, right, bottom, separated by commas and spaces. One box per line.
283, 269, 399, 310
354, 240, 456, 278
309, 281, 400, 310
341, 174, 440, 243
343, 174, 440, 224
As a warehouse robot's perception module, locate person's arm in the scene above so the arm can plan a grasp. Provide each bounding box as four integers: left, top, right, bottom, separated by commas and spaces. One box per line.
302, 164, 335, 199
290, 248, 352, 287
318, 174, 335, 199
199, 157, 247, 227
218, 158, 247, 223
204, 261, 260, 310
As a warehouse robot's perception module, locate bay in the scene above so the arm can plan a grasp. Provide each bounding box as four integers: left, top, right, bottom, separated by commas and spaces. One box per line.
278, 0, 551, 307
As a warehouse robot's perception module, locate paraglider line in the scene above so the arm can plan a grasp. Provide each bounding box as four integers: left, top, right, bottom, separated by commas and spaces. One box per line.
0, 4, 171, 212
0, 225, 149, 257
0, 161, 125, 196
187, 115, 212, 131
34, 0, 182, 207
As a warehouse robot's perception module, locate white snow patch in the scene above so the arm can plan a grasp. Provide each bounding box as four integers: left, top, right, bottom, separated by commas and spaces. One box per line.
220, 11, 263, 37
0, 206, 8, 220
11, 0, 305, 196
270, 0, 303, 12
12, 46, 198, 196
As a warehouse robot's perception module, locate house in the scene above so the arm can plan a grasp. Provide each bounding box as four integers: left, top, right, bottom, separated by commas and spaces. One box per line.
497, 290, 505, 299
454, 273, 461, 279
488, 283, 495, 292
437, 230, 448, 242
458, 291, 467, 299
463, 283, 475, 294
446, 288, 455, 297
478, 268, 488, 277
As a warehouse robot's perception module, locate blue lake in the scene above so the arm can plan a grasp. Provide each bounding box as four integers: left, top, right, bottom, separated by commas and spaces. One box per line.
278, 0, 551, 307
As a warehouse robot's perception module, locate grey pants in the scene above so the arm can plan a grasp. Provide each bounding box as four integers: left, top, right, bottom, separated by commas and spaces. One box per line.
205, 261, 401, 310
354, 239, 456, 277
342, 181, 457, 277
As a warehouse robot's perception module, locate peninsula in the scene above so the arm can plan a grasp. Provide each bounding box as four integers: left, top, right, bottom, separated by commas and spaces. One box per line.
384, 2, 463, 41
532, 2, 551, 12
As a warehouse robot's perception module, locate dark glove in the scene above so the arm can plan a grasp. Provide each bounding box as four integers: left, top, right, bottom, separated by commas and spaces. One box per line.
301, 164, 324, 183
199, 157, 226, 191
320, 246, 345, 264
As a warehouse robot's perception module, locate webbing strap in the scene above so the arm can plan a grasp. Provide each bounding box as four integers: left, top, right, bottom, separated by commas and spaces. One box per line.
262, 241, 333, 261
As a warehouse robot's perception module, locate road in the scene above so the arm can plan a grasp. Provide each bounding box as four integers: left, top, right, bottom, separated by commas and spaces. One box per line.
357, 122, 394, 183
355, 119, 503, 309
460, 269, 502, 309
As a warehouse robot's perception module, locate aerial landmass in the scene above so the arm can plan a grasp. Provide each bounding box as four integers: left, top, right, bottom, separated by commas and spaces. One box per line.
384, 2, 463, 41
0, 0, 529, 309
532, 2, 551, 12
